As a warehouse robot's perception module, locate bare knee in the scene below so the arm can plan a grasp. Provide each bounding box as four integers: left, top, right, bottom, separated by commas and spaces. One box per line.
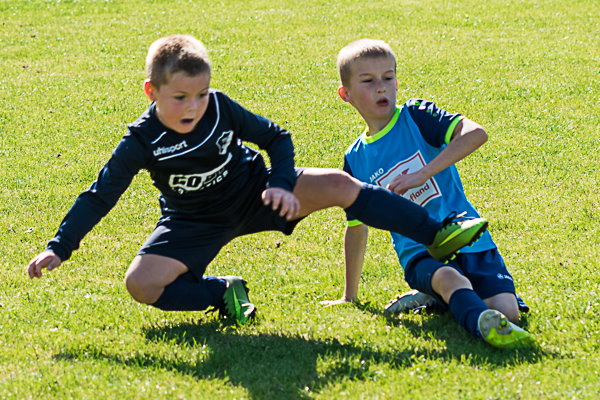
431, 266, 472, 304
124, 254, 188, 305
294, 169, 362, 214
320, 170, 361, 208
503, 309, 520, 323
125, 268, 162, 305
484, 293, 520, 323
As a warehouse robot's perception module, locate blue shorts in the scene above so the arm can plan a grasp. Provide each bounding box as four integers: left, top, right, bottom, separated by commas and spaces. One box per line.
138, 168, 305, 278
404, 248, 516, 304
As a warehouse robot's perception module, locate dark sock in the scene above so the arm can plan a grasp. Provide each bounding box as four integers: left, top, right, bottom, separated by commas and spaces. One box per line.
344, 183, 441, 244
448, 288, 489, 337
152, 272, 227, 311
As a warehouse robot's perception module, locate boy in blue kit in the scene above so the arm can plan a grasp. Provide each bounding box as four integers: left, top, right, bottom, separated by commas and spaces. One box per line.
329, 39, 533, 348
27, 35, 486, 325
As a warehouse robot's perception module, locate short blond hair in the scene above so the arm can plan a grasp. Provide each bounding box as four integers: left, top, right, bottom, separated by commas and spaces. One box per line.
337, 39, 396, 86
145, 35, 210, 88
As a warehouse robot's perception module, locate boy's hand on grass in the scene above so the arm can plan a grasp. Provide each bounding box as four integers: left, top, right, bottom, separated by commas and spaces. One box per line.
319, 297, 355, 306
262, 187, 300, 220
27, 250, 62, 278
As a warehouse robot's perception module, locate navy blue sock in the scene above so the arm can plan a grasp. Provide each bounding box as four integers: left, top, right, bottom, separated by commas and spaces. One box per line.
448, 288, 489, 337
152, 272, 227, 311
344, 183, 441, 244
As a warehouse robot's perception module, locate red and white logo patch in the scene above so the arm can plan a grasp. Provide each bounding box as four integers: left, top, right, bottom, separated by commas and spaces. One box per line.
376, 151, 441, 206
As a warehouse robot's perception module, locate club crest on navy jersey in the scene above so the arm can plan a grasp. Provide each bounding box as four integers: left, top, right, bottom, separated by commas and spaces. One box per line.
216, 130, 234, 155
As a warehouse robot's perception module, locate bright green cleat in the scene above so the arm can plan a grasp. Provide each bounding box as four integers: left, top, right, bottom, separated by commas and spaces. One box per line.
478, 309, 534, 349
426, 211, 488, 262
220, 276, 256, 325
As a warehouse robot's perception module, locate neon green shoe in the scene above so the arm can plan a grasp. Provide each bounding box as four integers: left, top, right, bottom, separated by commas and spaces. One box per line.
478, 309, 534, 349
426, 212, 488, 262
220, 276, 256, 325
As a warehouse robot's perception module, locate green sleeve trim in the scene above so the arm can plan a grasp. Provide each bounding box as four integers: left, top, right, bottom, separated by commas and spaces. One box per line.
347, 219, 363, 227
362, 106, 401, 143
445, 116, 464, 145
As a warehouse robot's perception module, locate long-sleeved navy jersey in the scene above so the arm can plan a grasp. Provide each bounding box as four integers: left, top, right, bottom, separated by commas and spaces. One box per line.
47, 89, 296, 261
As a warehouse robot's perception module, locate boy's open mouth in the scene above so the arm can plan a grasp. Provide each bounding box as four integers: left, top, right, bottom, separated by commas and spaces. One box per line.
376, 98, 389, 106
181, 118, 194, 124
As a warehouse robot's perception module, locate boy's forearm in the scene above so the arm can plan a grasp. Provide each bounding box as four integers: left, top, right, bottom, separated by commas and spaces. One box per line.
343, 224, 368, 301
420, 118, 487, 179
265, 133, 297, 192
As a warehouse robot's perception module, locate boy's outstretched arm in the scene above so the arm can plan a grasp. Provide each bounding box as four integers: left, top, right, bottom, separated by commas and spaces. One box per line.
387, 118, 487, 195
321, 223, 368, 305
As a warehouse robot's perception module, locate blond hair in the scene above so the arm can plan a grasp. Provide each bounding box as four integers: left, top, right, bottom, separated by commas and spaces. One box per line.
337, 39, 396, 86
145, 35, 210, 88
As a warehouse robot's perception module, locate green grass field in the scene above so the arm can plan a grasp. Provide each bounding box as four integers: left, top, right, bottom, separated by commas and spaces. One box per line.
1, 0, 598, 398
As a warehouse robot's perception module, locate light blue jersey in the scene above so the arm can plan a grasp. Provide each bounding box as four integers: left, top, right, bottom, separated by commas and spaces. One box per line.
343, 99, 496, 268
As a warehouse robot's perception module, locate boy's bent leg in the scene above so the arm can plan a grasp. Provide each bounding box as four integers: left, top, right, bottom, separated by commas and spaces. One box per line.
430, 266, 488, 337
413, 260, 488, 338
125, 254, 227, 311
125, 254, 188, 304
431, 266, 474, 304
409, 255, 533, 347
434, 260, 532, 347
462, 249, 520, 322
130, 216, 245, 313
293, 168, 438, 242
293, 169, 487, 261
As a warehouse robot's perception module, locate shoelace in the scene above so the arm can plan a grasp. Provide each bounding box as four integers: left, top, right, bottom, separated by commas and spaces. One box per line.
441, 211, 471, 226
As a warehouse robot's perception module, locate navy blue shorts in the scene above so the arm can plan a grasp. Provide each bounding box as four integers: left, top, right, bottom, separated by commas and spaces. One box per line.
404, 248, 516, 304
138, 168, 305, 278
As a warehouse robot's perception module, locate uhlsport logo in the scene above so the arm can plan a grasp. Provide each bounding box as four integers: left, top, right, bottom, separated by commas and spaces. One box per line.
153, 140, 188, 157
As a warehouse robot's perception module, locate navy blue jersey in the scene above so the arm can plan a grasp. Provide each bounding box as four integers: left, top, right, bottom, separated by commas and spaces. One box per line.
47, 90, 296, 261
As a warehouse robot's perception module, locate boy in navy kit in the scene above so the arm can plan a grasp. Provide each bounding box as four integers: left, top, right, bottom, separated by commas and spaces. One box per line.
327, 39, 533, 347
27, 35, 486, 325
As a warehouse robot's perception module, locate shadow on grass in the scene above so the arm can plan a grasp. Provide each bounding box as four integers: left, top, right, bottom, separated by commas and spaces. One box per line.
55, 320, 442, 399
55, 310, 549, 399
359, 302, 548, 366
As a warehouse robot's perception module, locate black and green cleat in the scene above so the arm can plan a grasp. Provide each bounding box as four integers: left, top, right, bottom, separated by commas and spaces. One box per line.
426, 211, 488, 262
219, 275, 256, 325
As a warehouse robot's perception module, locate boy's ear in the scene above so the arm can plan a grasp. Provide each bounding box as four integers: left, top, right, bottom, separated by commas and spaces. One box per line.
143, 79, 157, 101
338, 86, 350, 102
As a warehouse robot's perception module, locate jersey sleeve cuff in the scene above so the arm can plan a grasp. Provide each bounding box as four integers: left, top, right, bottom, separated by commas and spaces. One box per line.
347, 219, 363, 227
266, 176, 296, 192
444, 115, 464, 145
46, 243, 70, 262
